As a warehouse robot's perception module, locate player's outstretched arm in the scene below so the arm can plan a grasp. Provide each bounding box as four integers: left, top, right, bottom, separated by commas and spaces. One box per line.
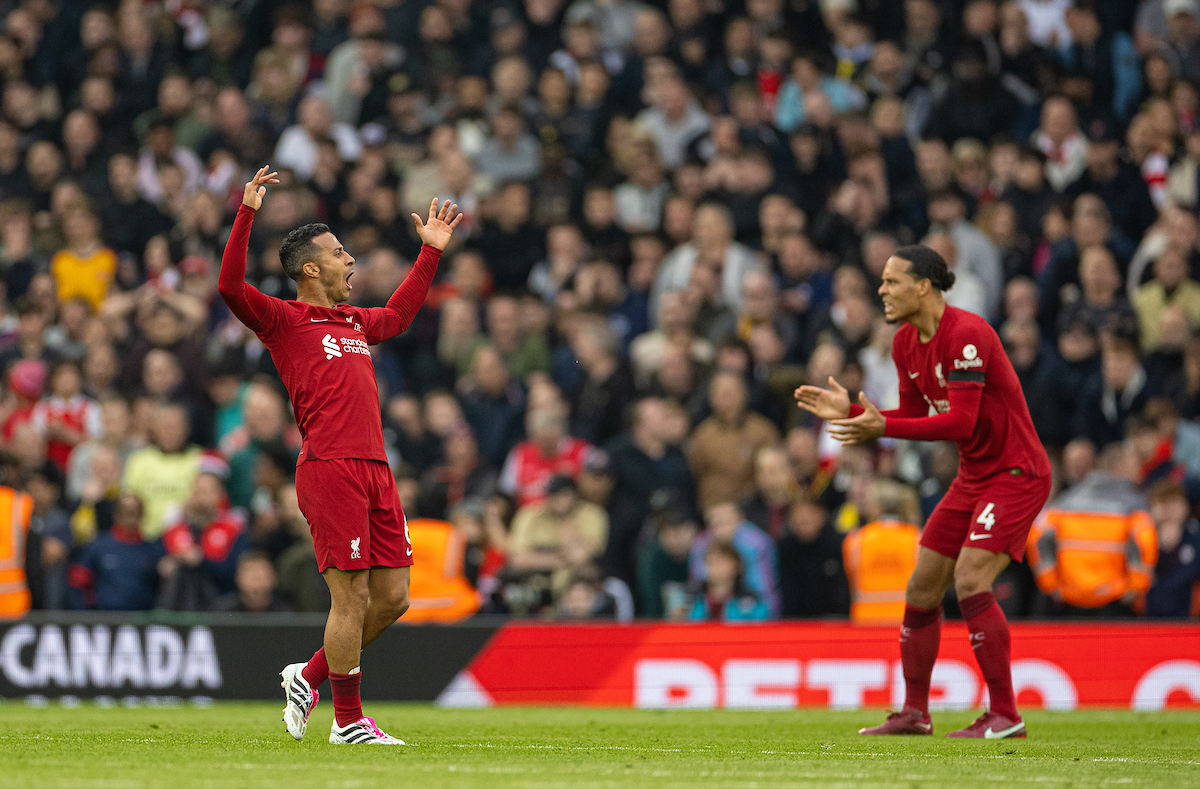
794, 377, 852, 420
367, 199, 465, 341
218, 165, 280, 328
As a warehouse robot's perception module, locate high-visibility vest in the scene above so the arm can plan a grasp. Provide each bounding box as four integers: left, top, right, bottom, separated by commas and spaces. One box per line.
843, 519, 921, 624
0, 486, 35, 619
1026, 473, 1160, 608
404, 518, 481, 623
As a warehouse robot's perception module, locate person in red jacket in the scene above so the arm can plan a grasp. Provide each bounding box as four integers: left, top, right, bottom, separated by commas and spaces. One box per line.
797, 245, 1051, 740
218, 165, 461, 745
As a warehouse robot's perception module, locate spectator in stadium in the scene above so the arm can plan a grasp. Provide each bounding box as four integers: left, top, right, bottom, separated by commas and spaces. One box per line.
637, 507, 699, 618
459, 346, 527, 471
221, 382, 300, 509
688, 371, 780, 511
555, 566, 620, 620
689, 500, 779, 618
1133, 248, 1200, 352
275, 484, 331, 613
652, 203, 762, 317
686, 540, 770, 622
50, 202, 117, 311
68, 493, 164, 611
30, 360, 101, 471
213, 550, 293, 612
1067, 118, 1157, 243
1058, 245, 1136, 337
500, 405, 592, 507
777, 495, 850, 619
739, 445, 797, 540
1027, 444, 1158, 617
157, 469, 249, 611
508, 474, 608, 577
567, 316, 635, 446
1074, 332, 1154, 449
417, 425, 497, 521
26, 462, 71, 610
1145, 481, 1200, 618
121, 402, 202, 539
604, 397, 694, 578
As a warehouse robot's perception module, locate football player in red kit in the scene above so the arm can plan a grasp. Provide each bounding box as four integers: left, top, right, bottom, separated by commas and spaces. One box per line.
219, 167, 462, 745
796, 245, 1051, 739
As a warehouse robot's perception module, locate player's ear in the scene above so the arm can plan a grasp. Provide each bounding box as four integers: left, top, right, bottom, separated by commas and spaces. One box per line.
302, 259, 321, 280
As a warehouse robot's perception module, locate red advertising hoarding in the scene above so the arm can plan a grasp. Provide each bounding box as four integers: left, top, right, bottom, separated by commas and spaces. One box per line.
438, 622, 1200, 710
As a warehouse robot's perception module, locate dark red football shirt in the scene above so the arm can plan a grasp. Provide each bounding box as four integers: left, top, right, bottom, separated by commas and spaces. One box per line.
873, 306, 1051, 483
219, 204, 441, 464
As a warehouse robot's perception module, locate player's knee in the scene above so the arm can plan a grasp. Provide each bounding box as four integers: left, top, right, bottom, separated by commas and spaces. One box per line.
905, 576, 942, 609
333, 580, 371, 615
953, 567, 991, 600
388, 588, 410, 619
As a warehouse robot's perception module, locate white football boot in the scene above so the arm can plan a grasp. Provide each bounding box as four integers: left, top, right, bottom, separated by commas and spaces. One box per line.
329, 716, 405, 745
280, 662, 319, 740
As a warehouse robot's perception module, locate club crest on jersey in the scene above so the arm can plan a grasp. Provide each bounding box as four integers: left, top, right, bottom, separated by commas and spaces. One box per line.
934, 362, 947, 388
955, 343, 983, 370
345, 316, 364, 332
350, 537, 361, 559
323, 334, 342, 359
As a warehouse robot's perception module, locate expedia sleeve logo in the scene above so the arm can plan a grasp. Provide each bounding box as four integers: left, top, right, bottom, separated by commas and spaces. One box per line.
954, 343, 983, 369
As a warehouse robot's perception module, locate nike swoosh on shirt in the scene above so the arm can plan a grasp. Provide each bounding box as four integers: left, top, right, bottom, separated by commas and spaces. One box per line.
309, 318, 330, 323
908, 372, 919, 379
968, 532, 992, 541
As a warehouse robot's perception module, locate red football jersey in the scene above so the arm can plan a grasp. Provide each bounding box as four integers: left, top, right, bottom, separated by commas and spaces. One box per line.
889, 306, 1051, 483
219, 205, 440, 464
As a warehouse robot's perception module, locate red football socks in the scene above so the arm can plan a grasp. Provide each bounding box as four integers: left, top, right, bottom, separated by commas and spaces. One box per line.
330, 669, 363, 727
900, 604, 942, 715
302, 647, 329, 688
960, 591, 1020, 721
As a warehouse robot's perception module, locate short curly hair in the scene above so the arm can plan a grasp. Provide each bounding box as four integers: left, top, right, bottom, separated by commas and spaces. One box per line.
893, 244, 956, 291
278, 223, 330, 281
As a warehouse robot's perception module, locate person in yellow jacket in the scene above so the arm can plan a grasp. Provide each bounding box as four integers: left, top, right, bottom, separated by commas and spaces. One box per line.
0, 483, 36, 619
843, 480, 922, 624
1027, 447, 1159, 616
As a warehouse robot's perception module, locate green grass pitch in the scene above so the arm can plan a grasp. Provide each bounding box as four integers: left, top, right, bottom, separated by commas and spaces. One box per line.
1, 703, 1198, 788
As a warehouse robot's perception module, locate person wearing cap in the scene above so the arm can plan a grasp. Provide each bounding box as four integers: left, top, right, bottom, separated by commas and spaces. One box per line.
507, 474, 609, 576
1065, 117, 1157, 242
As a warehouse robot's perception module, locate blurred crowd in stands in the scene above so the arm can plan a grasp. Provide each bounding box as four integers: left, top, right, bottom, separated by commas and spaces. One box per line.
0, 0, 1198, 624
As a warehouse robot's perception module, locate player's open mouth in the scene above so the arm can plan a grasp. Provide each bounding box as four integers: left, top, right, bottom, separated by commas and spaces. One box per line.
346, 271, 353, 290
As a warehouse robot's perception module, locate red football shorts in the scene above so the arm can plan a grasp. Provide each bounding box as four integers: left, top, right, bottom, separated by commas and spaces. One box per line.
921, 469, 1052, 562
296, 457, 413, 573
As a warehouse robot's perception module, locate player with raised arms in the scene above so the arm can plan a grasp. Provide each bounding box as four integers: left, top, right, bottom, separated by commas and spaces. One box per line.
219, 166, 462, 745
795, 245, 1051, 739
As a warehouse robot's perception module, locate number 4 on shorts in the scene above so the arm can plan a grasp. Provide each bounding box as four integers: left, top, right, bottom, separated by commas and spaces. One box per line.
976, 502, 996, 531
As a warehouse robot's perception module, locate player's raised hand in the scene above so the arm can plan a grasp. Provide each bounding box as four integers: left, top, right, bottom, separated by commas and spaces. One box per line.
412, 198, 463, 251
794, 376, 852, 420
827, 392, 886, 445
242, 165, 280, 210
